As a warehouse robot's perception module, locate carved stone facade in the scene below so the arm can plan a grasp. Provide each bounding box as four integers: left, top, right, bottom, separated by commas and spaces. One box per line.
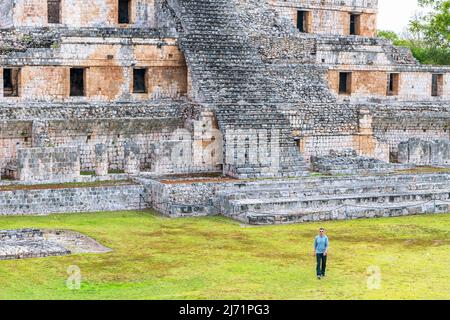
0, 0, 449, 182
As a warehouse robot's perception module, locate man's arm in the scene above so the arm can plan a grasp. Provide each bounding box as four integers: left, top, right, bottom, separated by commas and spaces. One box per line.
324, 237, 329, 255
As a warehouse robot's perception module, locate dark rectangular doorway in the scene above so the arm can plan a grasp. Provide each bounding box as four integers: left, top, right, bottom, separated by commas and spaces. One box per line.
70, 68, 85, 96
3, 68, 20, 97
48, 0, 61, 24
297, 10, 308, 33
133, 68, 147, 93
339, 72, 352, 95
119, 0, 131, 24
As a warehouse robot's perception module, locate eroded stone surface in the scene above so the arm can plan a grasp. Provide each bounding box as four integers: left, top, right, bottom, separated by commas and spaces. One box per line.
311, 149, 413, 175
0, 229, 111, 260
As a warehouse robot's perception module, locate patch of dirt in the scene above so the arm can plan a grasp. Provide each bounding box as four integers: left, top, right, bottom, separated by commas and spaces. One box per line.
159, 173, 239, 184
160, 178, 239, 184
395, 166, 450, 175
0, 180, 136, 192
43, 230, 112, 254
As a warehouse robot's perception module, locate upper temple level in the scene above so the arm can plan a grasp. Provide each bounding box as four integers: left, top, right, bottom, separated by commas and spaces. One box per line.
270, 0, 378, 36
0, 0, 157, 28
1, 0, 378, 37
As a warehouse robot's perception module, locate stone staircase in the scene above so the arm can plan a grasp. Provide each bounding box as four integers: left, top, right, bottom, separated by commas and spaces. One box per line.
165, 0, 310, 178
217, 173, 450, 224
170, 0, 269, 103
215, 104, 309, 178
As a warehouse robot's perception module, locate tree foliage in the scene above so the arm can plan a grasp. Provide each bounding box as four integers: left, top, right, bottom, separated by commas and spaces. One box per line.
377, 0, 450, 65
410, 0, 450, 49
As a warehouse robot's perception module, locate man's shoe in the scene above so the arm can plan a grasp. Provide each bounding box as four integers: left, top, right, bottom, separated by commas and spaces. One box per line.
322, 274, 326, 277
317, 275, 321, 279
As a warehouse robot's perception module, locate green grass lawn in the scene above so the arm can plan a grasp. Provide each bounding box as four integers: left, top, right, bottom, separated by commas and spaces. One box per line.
0, 211, 449, 300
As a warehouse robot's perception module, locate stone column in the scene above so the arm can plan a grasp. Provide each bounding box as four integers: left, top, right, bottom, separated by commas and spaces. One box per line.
95, 143, 108, 176
124, 140, 140, 175
31, 120, 51, 147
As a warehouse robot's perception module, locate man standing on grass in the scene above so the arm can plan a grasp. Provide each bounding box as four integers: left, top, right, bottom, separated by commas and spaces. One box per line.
314, 228, 329, 279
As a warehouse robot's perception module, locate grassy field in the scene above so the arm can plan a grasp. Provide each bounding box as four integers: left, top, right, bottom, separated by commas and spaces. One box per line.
0, 211, 449, 300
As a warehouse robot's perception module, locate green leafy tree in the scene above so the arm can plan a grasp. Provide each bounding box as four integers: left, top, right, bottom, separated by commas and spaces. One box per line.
377, 1, 450, 65
410, 0, 450, 49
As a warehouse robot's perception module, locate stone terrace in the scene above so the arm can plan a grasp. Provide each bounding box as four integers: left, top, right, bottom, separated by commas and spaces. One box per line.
142, 172, 450, 224
218, 173, 450, 224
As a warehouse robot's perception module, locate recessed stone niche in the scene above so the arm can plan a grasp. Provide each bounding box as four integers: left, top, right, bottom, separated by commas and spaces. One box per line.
0, 229, 111, 260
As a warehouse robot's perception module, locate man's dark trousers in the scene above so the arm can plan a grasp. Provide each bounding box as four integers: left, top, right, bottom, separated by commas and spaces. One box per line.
316, 253, 327, 276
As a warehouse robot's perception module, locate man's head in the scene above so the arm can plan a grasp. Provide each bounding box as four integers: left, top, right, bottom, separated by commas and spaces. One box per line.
319, 228, 325, 235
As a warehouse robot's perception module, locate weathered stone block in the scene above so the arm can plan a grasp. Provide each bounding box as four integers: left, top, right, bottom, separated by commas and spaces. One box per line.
124, 140, 140, 175
95, 143, 108, 176
398, 138, 450, 165
17, 146, 80, 182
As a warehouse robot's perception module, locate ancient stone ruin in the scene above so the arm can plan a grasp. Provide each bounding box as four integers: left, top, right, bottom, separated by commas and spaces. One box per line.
0, 229, 111, 260
0, 0, 449, 224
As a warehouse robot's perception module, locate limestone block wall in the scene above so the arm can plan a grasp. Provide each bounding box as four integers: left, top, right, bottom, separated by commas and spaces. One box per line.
0, 121, 32, 175
17, 146, 80, 182
0, 0, 13, 28
0, 0, 156, 28
271, 0, 378, 11
252, 35, 317, 63
298, 134, 389, 163
0, 35, 188, 102
0, 184, 144, 215
315, 37, 414, 66
144, 178, 240, 217
328, 70, 450, 102
270, 0, 377, 36
299, 134, 355, 160
398, 138, 450, 166
328, 70, 386, 98
0, 109, 224, 176
399, 72, 450, 101
47, 120, 214, 173
371, 104, 450, 160
375, 129, 450, 155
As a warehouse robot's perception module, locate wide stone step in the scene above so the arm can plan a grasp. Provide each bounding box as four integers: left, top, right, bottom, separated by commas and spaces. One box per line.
220, 181, 450, 202
242, 201, 450, 225
224, 189, 450, 216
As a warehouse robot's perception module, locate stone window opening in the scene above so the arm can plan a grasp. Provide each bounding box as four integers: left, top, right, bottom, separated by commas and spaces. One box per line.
70, 68, 86, 97
431, 74, 443, 97
338, 72, 352, 95
119, 0, 131, 24
387, 73, 400, 96
133, 68, 147, 93
3, 68, 20, 97
47, 0, 61, 24
297, 10, 309, 33
350, 14, 361, 35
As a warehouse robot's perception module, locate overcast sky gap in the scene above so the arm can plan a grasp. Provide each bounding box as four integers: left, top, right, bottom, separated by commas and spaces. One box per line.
377, 0, 423, 33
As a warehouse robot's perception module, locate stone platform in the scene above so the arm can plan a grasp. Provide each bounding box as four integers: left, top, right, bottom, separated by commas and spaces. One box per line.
0, 229, 111, 260
143, 171, 450, 225
311, 150, 413, 175
0, 229, 69, 260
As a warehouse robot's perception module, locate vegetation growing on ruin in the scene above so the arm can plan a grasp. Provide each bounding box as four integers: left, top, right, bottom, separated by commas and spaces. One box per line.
378, 30, 450, 65
0, 211, 448, 299
378, 0, 450, 65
